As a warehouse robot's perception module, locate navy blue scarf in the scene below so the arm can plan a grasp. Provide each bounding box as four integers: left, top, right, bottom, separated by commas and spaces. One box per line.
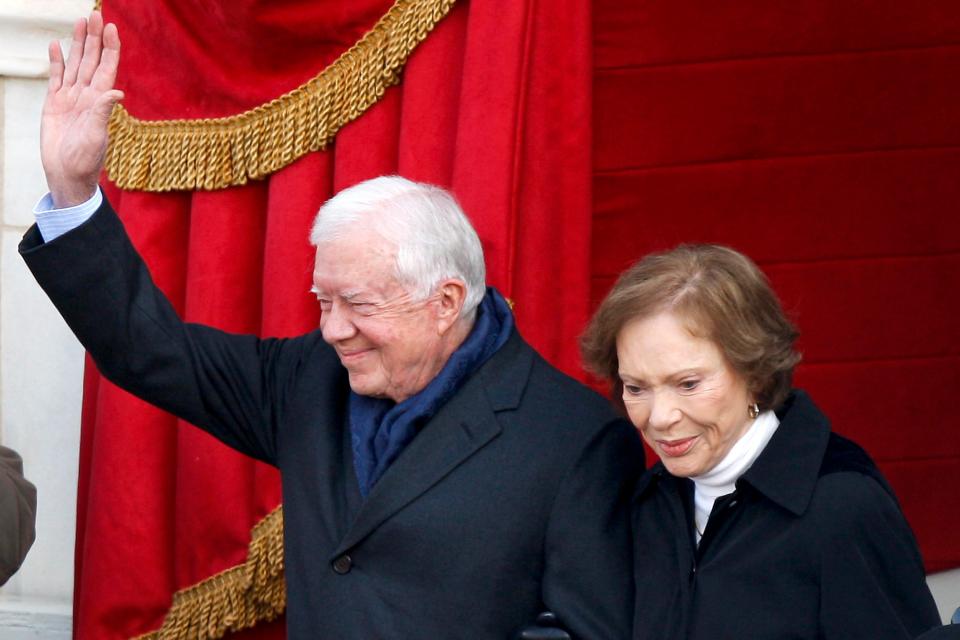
349, 287, 514, 497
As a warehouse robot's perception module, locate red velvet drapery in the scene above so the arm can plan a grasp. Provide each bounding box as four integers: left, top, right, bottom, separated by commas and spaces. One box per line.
81, 0, 591, 637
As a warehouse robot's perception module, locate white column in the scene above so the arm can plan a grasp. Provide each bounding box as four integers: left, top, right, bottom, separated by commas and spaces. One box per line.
0, 2, 92, 638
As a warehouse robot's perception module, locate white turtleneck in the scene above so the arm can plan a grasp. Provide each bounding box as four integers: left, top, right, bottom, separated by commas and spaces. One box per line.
690, 410, 779, 545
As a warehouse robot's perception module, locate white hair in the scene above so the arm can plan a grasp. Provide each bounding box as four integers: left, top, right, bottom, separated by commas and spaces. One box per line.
310, 176, 487, 320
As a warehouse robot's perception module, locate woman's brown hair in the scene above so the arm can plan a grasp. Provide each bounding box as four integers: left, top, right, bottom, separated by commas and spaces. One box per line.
581, 244, 801, 412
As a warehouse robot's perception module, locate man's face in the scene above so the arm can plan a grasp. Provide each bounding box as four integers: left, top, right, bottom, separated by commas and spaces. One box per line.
312, 225, 449, 403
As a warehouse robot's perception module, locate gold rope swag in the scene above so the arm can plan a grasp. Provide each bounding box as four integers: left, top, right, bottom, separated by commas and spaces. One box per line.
132, 506, 285, 640
105, 0, 457, 191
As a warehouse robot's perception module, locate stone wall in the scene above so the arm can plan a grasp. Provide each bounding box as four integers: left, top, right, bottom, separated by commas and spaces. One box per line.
0, 2, 90, 638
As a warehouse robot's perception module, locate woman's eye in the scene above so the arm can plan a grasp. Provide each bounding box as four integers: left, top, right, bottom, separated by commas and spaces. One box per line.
317, 299, 332, 311
623, 384, 645, 396
679, 379, 699, 391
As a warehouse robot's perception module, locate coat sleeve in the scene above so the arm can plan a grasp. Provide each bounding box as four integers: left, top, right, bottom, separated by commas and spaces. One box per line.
0, 445, 37, 585
815, 472, 941, 639
541, 416, 644, 640
18, 197, 320, 465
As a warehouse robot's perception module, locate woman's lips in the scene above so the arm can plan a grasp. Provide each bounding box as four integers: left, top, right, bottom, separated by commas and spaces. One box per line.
656, 436, 697, 457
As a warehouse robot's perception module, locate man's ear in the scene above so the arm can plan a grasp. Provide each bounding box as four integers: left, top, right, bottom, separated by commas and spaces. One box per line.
435, 279, 467, 335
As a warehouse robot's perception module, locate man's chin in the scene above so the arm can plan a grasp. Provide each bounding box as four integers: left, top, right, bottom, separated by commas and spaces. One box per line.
346, 373, 384, 399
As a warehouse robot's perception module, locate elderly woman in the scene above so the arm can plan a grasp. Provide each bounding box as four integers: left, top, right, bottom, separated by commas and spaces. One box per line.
582, 244, 941, 639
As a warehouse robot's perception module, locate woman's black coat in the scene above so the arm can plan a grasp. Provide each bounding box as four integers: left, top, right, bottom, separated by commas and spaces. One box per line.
632, 390, 941, 639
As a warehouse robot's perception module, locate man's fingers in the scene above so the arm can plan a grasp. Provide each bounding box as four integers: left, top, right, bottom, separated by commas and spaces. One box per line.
76, 11, 104, 88
62, 18, 86, 86
90, 22, 120, 93
102, 21, 120, 52
47, 41, 64, 94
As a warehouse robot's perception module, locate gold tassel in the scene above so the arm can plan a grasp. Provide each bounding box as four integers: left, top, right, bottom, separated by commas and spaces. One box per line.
105, 0, 458, 192
131, 505, 286, 640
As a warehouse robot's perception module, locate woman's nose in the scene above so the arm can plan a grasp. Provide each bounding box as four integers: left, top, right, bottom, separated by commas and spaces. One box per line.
647, 390, 680, 431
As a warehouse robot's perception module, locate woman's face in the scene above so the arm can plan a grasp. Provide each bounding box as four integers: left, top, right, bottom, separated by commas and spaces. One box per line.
616, 311, 754, 477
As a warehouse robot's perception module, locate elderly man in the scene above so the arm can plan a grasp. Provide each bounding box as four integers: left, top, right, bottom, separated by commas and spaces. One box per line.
20, 12, 643, 639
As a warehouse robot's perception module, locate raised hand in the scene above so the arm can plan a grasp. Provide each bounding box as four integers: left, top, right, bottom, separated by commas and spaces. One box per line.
41, 11, 123, 208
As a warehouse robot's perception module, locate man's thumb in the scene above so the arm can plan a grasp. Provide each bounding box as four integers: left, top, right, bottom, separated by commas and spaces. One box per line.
92, 90, 124, 125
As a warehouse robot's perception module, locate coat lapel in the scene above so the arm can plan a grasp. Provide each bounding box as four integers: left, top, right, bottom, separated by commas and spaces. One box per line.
332, 331, 532, 557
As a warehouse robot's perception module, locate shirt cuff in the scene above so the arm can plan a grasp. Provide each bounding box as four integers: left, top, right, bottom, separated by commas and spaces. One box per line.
34, 188, 102, 243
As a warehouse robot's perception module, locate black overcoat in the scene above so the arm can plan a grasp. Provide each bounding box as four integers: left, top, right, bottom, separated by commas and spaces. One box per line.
632, 390, 940, 639
20, 200, 644, 639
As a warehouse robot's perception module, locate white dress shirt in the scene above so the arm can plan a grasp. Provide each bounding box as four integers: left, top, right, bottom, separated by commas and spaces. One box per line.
34, 188, 102, 242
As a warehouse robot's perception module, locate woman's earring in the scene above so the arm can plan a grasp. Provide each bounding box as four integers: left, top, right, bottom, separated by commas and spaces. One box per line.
748, 403, 760, 419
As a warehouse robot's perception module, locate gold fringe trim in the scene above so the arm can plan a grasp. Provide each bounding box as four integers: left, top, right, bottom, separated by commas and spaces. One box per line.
105, 0, 457, 192
132, 505, 286, 640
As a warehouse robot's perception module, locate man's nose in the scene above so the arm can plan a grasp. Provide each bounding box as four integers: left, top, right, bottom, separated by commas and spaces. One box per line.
320, 302, 357, 343
647, 389, 681, 431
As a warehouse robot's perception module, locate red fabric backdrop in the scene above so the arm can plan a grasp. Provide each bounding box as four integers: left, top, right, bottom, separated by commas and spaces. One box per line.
593, 0, 960, 573
83, 0, 591, 637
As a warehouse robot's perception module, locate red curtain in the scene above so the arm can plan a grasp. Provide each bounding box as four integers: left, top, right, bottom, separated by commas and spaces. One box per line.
592, 0, 960, 572
81, 0, 591, 637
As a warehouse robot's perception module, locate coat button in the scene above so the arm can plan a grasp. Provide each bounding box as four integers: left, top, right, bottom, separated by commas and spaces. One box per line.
332, 554, 352, 575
